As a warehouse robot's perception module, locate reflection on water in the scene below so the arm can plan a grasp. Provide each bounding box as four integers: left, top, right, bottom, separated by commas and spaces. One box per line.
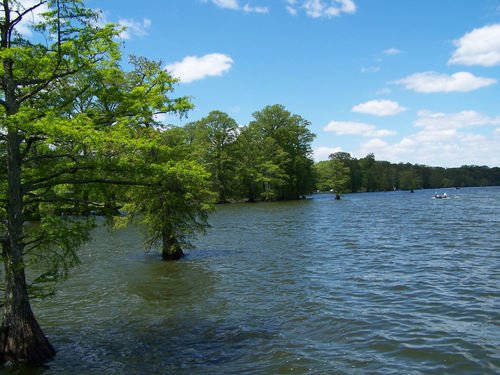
2, 187, 499, 374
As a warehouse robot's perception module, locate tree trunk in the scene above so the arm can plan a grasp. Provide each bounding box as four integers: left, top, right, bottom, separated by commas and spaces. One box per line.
0, 244, 56, 364
0, 129, 55, 364
217, 188, 227, 204
215, 162, 227, 204
162, 229, 184, 261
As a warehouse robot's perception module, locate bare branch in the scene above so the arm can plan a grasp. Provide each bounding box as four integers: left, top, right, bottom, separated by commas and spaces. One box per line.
9, 1, 48, 30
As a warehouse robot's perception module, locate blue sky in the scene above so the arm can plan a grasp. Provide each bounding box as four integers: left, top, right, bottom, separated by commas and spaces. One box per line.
80, 1, 500, 166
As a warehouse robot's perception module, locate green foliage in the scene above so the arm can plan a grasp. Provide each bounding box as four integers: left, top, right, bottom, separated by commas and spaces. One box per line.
251, 105, 316, 199
184, 111, 238, 202
23, 217, 95, 298
180, 105, 316, 203
398, 167, 422, 190
314, 160, 332, 191
234, 104, 316, 201
1, 0, 204, 307
122, 160, 215, 252
314, 154, 500, 193
314, 157, 351, 194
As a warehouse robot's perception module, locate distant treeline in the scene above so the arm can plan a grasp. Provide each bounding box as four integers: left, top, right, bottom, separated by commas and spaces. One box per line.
177, 107, 499, 202
315, 152, 500, 194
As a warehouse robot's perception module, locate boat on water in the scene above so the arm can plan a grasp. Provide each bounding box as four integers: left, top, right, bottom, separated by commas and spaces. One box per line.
433, 192, 449, 199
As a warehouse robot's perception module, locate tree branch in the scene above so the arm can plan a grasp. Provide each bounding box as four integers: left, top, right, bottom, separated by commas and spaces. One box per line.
23, 234, 46, 248
25, 178, 154, 193
18, 68, 81, 103
24, 153, 78, 164
21, 135, 47, 160
24, 195, 105, 208
24, 165, 95, 189
9, 1, 48, 31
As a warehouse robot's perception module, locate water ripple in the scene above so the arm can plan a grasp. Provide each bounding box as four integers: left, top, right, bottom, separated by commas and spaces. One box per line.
20, 187, 500, 374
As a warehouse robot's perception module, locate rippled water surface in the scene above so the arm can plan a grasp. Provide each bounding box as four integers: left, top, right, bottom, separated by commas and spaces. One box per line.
6, 187, 500, 374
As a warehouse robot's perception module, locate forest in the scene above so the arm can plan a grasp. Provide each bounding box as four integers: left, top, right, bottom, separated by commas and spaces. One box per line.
172, 114, 500, 201
314, 152, 500, 196
0, 0, 499, 366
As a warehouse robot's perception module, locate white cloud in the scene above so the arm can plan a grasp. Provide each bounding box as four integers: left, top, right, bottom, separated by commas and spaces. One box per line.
286, 6, 298, 16
413, 128, 458, 143
449, 23, 500, 67
360, 48, 400, 76
357, 129, 500, 167
383, 48, 402, 56
13, 2, 153, 41
165, 53, 234, 83
361, 66, 380, 73
415, 110, 500, 130
313, 146, 343, 161
324, 121, 396, 137
204, 0, 269, 13
243, 4, 269, 13
153, 113, 169, 123
289, 0, 356, 18
353, 114, 500, 167
352, 99, 406, 117
118, 18, 151, 40
376, 87, 392, 95
358, 138, 390, 153
13, 0, 48, 36
393, 71, 496, 93
322, 112, 500, 167
212, 0, 239, 9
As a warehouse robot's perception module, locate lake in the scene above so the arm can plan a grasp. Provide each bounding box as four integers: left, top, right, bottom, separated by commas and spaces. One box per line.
6, 187, 500, 374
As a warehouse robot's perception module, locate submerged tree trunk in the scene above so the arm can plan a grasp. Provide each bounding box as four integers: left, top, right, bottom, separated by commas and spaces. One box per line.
161, 229, 184, 260
0, 244, 56, 364
0, 129, 55, 364
217, 188, 227, 204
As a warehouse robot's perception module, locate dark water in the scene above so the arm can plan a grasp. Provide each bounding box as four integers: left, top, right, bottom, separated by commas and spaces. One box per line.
5, 187, 500, 374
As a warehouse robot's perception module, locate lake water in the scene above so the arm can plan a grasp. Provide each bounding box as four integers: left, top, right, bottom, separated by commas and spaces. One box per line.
5, 187, 500, 374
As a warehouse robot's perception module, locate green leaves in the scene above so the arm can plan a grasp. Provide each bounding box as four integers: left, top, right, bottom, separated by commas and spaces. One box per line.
239, 104, 316, 200
124, 157, 215, 253
314, 158, 351, 194
1, 0, 208, 302
23, 216, 95, 296
185, 111, 239, 202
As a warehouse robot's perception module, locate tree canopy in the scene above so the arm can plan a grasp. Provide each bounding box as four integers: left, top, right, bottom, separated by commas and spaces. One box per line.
182, 105, 317, 202
0, 0, 209, 363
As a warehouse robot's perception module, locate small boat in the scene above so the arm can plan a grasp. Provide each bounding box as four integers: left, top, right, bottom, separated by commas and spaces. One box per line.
433, 192, 449, 199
